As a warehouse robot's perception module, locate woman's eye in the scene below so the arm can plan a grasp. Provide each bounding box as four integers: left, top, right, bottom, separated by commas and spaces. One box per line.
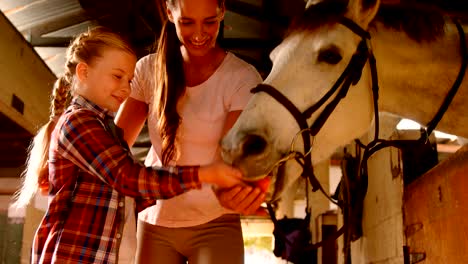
114, 75, 122, 80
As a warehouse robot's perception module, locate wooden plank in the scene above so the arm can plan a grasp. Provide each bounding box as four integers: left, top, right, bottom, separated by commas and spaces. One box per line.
3, 0, 82, 31
403, 144, 468, 263
0, 11, 56, 134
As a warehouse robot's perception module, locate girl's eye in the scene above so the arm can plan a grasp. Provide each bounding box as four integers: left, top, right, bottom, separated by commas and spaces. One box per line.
114, 75, 122, 80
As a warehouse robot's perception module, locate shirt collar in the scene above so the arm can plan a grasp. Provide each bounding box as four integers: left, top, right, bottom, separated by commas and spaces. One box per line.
71, 95, 114, 120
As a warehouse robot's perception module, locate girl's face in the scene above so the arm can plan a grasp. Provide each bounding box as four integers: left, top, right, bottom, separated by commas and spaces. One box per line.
167, 0, 224, 57
75, 48, 136, 112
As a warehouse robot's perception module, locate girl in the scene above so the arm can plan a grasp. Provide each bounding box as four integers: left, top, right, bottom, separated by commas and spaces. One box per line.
116, 0, 265, 263
13, 26, 243, 264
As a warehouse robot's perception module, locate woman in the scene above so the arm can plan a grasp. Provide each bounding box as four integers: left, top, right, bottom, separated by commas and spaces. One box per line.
115, 0, 265, 263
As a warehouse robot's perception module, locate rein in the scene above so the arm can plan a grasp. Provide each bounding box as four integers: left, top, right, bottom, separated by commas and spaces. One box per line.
254, 16, 467, 249
356, 17, 467, 184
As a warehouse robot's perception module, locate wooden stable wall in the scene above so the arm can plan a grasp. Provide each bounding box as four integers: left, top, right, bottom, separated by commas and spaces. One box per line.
1, 11, 56, 263
336, 114, 467, 264
0, 11, 55, 134
404, 144, 468, 263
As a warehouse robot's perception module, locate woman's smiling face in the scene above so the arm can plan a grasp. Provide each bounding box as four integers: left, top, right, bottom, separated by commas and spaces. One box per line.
167, 0, 224, 57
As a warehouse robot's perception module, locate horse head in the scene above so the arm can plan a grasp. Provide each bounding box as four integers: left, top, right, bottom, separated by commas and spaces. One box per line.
222, 0, 381, 202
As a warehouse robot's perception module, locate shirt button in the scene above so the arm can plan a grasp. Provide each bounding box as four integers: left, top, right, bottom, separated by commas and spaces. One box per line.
116, 233, 121, 239
119, 202, 124, 207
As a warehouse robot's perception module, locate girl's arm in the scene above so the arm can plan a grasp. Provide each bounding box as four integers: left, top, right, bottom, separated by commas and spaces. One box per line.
56, 111, 241, 200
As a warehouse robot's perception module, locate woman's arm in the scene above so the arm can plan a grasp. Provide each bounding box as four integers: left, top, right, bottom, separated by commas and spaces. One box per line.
115, 97, 148, 147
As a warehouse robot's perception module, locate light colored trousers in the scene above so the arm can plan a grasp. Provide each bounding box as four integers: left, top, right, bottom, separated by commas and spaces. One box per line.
135, 214, 244, 264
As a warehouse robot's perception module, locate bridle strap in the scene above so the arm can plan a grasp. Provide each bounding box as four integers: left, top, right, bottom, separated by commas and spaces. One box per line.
425, 18, 467, 136
253, 18, 374, 251
309, 41, 370, 135
253, 40, 370, 137
301, 40, 368, 119
251, 84, 318, 189
256, 16, 466, 251
251, 18, 371, 194
361, 18, 467, 162
340, 17, 371, 39
252, 84, 309, 134
357, 17, 467, 187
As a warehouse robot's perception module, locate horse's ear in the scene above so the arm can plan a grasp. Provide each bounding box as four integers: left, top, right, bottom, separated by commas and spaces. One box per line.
346, 0, 380, 29
305, 0, 323, 9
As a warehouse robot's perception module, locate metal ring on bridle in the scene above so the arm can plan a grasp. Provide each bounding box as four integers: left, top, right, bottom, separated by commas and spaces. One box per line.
290, 128, 315, 157
243, 128, 315, 182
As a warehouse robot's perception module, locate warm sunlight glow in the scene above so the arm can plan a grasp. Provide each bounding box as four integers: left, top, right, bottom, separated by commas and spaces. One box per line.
396, 119, 458, 140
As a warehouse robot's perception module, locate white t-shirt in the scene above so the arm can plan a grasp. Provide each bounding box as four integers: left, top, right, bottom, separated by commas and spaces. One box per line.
131, 52, 263, 227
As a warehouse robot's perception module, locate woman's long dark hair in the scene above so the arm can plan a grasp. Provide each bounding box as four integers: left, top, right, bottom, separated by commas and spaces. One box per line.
153, 20, 185, 165
153, 0, 225, 165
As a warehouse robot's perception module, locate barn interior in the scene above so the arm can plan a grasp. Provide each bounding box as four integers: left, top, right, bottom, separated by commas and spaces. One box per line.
1, 0, 467, 263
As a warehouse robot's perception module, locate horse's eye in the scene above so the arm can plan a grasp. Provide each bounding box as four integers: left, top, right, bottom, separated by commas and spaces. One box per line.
318, 49, 342, 64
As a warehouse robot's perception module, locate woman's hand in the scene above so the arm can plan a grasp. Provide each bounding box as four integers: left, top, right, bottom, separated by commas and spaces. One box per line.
214, 186, 266, 215
198, 161, 244, 188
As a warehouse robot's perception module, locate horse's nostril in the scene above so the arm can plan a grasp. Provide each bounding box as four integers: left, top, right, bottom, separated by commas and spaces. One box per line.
242, 134, 267, 157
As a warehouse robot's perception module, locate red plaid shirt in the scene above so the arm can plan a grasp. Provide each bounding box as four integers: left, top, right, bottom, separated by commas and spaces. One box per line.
32, 96, 201, 264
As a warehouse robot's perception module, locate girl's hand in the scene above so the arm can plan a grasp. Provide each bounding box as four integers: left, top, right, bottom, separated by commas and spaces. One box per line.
198, 161, 244, 188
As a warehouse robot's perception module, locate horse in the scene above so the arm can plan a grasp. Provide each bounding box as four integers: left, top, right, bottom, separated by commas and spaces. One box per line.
221, 0, 468, 203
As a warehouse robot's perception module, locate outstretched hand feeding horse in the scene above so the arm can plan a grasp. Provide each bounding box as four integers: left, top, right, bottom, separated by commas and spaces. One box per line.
221, 0, 468, 203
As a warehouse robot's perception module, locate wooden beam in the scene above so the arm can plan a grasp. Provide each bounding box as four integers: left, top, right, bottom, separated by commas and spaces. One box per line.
0, 11, 56, 134
24, 9, 90, 37
437, 143, 462, 153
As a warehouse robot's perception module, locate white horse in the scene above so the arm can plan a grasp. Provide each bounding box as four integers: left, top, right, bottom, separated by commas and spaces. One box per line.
221, 0, 468, 202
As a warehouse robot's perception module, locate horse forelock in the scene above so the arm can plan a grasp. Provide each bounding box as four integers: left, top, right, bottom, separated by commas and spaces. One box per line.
289, 1, 446, 43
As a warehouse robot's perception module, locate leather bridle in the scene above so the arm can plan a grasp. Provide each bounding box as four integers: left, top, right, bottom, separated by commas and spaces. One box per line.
256, 16, 467, 249
252, 17, 375, 199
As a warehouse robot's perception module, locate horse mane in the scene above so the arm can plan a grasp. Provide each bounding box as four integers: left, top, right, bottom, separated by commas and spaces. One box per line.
375, 3, 445, 42
288, 0, 446, 43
